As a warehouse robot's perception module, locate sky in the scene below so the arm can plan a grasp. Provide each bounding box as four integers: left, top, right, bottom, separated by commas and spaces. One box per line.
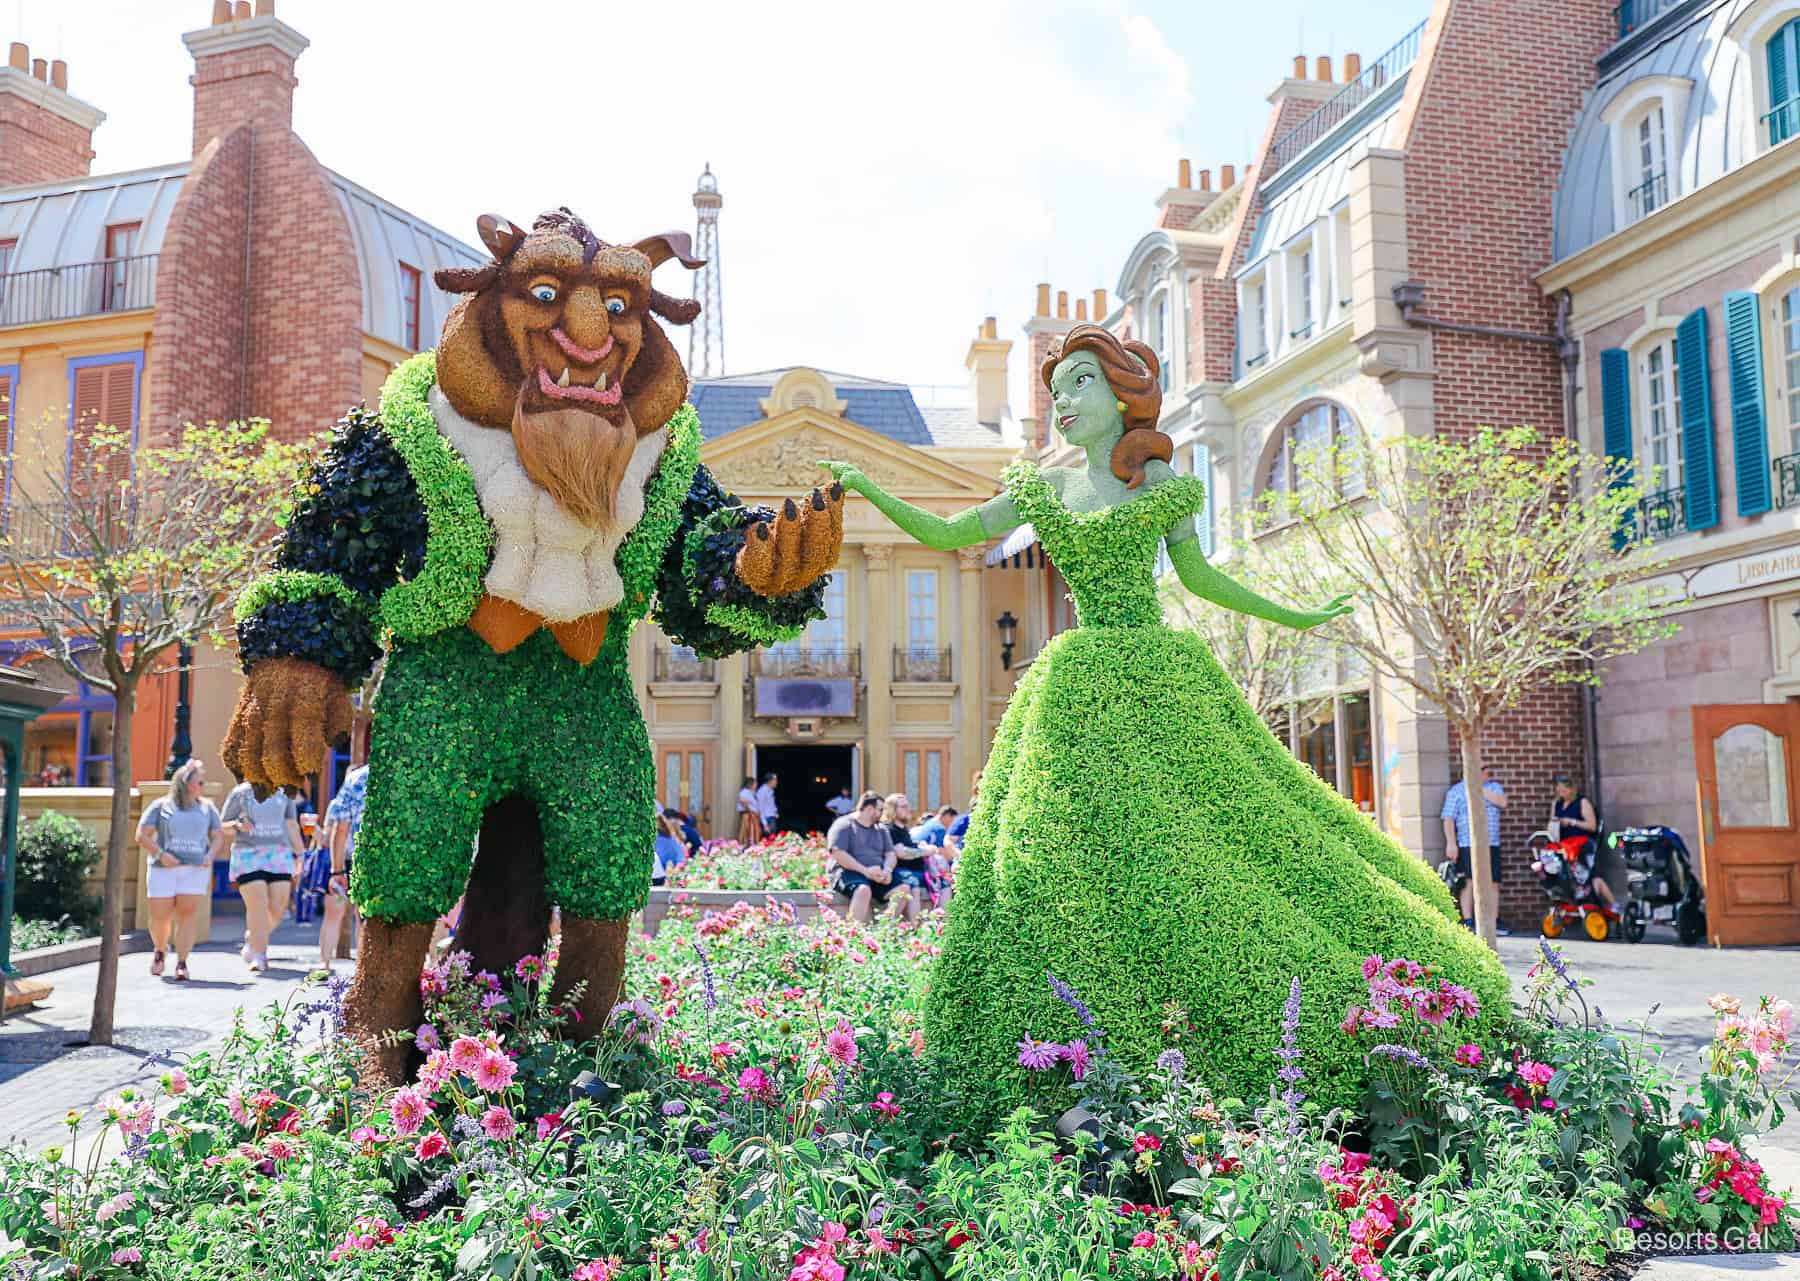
14, 0, 1427, 415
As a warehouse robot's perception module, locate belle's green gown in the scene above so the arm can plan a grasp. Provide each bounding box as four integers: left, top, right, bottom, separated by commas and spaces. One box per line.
923, 462, 1509, 1110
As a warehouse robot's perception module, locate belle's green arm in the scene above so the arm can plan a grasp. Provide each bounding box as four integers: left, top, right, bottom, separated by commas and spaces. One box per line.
818, 460, 1021, 551
1167, 536, 1354, 631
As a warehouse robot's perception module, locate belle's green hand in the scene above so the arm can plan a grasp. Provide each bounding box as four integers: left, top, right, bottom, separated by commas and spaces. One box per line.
1294, 591, 1357, 630
818, 460, 867, 495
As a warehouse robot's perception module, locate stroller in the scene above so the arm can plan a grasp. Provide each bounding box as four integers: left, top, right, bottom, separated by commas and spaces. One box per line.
1529, 828, 1622, 941
1609, 826, 1707, 945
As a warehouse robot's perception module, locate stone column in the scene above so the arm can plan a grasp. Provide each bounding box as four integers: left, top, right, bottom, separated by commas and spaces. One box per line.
956, 545, 988, 791
862, 544, 893, 793
718, 650, 747, 827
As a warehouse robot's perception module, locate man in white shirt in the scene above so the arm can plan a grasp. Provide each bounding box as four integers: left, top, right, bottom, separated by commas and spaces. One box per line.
735, 777, 762, 844
824, 787, 855, 820
755, 773, 780, 836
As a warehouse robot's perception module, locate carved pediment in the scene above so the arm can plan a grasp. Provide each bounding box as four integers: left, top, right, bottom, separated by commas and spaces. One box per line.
703, 409, 999, 503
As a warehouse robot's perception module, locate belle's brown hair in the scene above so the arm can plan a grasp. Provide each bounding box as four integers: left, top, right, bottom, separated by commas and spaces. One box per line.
1041, 323, 1172, 488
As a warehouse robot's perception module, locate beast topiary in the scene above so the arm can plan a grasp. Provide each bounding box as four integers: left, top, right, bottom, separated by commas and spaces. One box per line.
821, 323, 1509, 1114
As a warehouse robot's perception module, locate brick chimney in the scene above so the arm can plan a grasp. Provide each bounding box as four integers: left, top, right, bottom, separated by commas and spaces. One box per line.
966, 316, 1012, 427
182, 0, 309, 155
1157, 156, 1215, 229
0, 40, 104, 186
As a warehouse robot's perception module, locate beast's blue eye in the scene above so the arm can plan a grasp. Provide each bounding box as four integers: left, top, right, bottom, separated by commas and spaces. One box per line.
530, 284, 557, 303
605, 297, 626, 315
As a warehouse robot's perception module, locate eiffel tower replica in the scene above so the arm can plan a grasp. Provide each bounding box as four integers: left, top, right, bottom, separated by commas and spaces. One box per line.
688, 164, 724, 378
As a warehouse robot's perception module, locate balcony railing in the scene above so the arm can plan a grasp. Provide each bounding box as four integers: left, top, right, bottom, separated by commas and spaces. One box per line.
1637, 487, 1687, 541
1775, 452, 1800, 510
750, 645, 860, 679
651, 646, 715, 682
0, 506, 66, 559
893, 646, 953, 682
1614, 0, 1682, 40
1765, 96, 1800, 149
0, 255, 159, 329
1628, 170, 1669, 220
1266, 19, 1426, 175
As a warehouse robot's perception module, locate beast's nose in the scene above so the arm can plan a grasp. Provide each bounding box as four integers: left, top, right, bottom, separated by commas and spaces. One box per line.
560, 285, 612, 353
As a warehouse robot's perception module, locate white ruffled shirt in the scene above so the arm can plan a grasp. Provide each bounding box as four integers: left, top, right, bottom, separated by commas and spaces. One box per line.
430, 387, 669, 623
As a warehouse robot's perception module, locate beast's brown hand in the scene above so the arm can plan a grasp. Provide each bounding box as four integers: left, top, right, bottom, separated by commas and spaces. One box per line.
221, 658, 353, 794
735, 483, 845, 597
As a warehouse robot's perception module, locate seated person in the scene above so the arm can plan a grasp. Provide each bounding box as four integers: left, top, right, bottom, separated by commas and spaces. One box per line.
1552, 774, 1617, 909
909, 804, 959, 848
828, 791, 912, 923
653, 809, 688, 885
882, 794, 932, 895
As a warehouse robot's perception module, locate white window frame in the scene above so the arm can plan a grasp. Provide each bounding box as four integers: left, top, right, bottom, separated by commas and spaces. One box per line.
1238, 263, 1273, 372
1148, 285, 1172, 392
905, 568, 939, 661
1599, 76, 1692, 228
1729, 1, 1800, 154
1281, 227, 1320, 347
1330, 200, 1353, 322
1774, 281, 1800, 457
1638, 333, 1685, 492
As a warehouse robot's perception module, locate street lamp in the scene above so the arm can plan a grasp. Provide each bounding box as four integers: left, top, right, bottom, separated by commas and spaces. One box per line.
164, 640, 193, 778
996, 610, 1018, 671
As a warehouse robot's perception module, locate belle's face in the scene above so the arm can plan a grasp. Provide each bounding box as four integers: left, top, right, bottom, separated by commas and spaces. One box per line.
1049, 351, 1123, 448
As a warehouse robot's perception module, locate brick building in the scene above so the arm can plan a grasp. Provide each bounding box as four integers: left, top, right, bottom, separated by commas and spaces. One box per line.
0, 1, 480, 798
1023, 0, 1615, 928
1538, 0, 1800, 945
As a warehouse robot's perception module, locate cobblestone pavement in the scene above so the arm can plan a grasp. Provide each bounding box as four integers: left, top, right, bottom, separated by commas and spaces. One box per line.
0, 910, 330, 1153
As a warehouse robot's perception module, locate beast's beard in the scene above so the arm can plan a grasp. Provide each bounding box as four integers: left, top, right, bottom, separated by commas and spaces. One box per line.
511, 390, 639, 530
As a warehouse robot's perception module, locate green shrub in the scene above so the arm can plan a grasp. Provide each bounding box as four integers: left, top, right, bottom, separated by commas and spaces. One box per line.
9, 915, 88, 951
13, 810, 100, 930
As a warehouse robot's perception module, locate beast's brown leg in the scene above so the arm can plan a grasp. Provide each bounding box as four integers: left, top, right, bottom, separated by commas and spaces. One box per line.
549, 914, 630, 1039
345, 918, 435, 1088
455, 796, 552, 981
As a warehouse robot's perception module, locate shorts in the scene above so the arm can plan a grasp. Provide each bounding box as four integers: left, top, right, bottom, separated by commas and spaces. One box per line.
835, 870, 891, 903
1454, 846, 1502, 883
892, 862, 931, 890
235, 870, 292, 888
145, 862, 212, 898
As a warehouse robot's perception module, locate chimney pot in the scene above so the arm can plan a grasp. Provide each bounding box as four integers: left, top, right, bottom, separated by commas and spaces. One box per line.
211, 0, 231, 21
1177, 157, 1192, 189
1035, 283, 1051, 317
982, 315, 997, 340
1198, 167, 1212, 190
1220, 163, 1236, 188
1344, 52, 1362, 80
1075, 299, 1089, 322
50, 58, 67, 90
7, 42, 27, 71
1316, 55, 1332, 81
234, 2, 252, 20
1292, 55, 1306, 79
1093, 288, 1108, 319
31, 57, 47, 81
255, 0, 275, 13
1056, 290, 1069, 320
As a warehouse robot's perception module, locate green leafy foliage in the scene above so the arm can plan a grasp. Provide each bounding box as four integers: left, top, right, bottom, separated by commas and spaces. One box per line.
12, 810, 101, 931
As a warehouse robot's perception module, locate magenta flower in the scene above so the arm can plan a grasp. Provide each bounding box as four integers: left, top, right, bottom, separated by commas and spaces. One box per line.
1361, 954, 1384, 981
480, 1105, 516, 1140
514, 954, 544, 982
1065, 1039, 1093, 1081
869, 1091, 901, 1121
825, 1019, 859, 1068
574, 1260, 622, 1281
415, 1132, 448, 1161
1517, 1060, 1556, 1089
1454, 1043, 1483, 1067
1017, 1038, 1061, 1071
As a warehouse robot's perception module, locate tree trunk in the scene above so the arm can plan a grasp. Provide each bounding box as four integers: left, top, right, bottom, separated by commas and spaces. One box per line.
1457, 724, 1498, 950
88, 690, 134, 1046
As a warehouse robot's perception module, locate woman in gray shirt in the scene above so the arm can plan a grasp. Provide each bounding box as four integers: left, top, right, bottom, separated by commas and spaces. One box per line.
136, 758, 225, 981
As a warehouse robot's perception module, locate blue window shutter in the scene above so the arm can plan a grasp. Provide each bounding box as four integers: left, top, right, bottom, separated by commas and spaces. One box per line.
1194, 442, 1214, 557
1773, 23, 1792, 105
1723, 290, 1771, 516
1600, 348, 1634, 549
1771, 21, 1799, 143
1676, 306, 1719, 530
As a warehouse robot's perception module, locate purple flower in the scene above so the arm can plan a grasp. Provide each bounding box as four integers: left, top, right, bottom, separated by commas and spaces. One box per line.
1047, 971, 1105, 1041
1155, 1048, 1186, 1076
694, 941, 719, 1014
1275, 977, 1305, 1133
1065, 1038, 1092, 1081
1367, 1043, 1433, 1071
660, 1100, 687, 1117
1017, 1038, 1062, 1071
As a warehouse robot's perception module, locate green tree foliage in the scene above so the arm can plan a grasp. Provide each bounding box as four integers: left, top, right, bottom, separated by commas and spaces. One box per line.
13, 810, 101, 931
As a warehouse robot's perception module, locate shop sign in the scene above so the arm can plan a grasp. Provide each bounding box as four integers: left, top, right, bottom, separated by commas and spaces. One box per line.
1686, 546, 1800, 599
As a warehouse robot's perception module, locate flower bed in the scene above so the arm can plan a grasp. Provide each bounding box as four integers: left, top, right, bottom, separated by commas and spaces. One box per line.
661, 832, 832, 894
1, 899, 1793, 1279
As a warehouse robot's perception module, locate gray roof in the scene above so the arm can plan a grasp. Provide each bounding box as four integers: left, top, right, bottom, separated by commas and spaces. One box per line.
691, 367, 1002, 448
1245, 106, 1402, 267
1553, 0, 1761, 261
0, 160, 483, 350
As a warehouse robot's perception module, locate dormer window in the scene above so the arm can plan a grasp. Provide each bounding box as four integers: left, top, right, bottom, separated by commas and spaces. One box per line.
1768, 17, 1800, 145
1238, 266, 1272, 371
1599, 76, 1692, 228
1148, 287, 1172, 391
1283, 229, 1319, 344
1630, 105, 1669, 217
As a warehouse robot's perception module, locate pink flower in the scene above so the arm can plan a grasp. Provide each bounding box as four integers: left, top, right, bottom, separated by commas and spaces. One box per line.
1065, 1038, 1093, 1081
514, 954, 544, 981
739, 1066, 777, 1102
350, 1125, 381, 1154
166, 1068, 188, 1095
1517, 1060, 1555, 1089
416, 1050, 451, 1094
226, 1086, 250, 1126
869, 1091, 901, 1121
535, 1111, 564, 1141
1132, 1133, 1163, 1154
1362, 954, 1384, 980
448, 1035, 486, 1075
473, 1051, 517, 1093
825, 1020, 859, 1068
1016, 1038, 1061, 1071
1454, 1043, 1483, 1067
264, 1136, 297, 1161
574, 1260, 622, 1281
480, 1105, 517, 1141
415, 1132, 447, 1161
111, 1249, 143, 1266
388, 1088, 429, 1138
1131, 1229, 1156, 1248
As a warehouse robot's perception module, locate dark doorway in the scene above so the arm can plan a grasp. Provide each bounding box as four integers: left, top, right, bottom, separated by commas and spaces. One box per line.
754, 744, 854, 836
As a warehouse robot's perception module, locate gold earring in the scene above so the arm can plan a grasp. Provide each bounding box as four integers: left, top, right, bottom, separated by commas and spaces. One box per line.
1116, 400, 1127, 413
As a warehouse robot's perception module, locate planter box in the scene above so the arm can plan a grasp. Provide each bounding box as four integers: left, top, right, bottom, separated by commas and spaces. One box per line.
639, 887, 824, 936
9, 931, 150, 978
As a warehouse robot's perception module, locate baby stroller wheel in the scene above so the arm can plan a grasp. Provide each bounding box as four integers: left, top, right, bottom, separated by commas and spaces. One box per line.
1622, 902, 1647, 943
1677, 902, 1707, 946
1583, 909, 1610, 942
1541, 910, 1565, 938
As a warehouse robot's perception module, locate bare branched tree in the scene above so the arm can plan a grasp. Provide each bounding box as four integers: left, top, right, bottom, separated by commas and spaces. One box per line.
1159, 543, 1313, 724
0, 417, 307, 1043
1255, 425, 1678, 947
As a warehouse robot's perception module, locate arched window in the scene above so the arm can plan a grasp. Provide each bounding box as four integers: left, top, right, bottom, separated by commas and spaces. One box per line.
1768, 16, 1800, 145
1258, 401, 1363, 526
1148, 287, 1172, 391
1626, 101, 1670, 217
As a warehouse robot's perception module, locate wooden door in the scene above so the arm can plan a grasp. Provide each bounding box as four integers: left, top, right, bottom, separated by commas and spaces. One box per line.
1692, 703, 1800, 945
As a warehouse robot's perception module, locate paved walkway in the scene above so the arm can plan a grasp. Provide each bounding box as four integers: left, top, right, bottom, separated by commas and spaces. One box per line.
0, 909, 329, 1152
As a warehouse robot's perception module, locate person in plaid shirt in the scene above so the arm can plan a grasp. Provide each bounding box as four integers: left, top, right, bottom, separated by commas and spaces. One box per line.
317, 765, 368, 970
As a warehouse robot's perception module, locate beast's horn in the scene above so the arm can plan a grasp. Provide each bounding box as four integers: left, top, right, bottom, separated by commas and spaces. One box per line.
477, 214, 526, 261
632, 231, 706, 270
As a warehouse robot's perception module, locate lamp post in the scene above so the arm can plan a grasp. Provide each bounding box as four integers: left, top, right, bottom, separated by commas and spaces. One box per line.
996, 610, 1018, 671
164, 640, 193, 778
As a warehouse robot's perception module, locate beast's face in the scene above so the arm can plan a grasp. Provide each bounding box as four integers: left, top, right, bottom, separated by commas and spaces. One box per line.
433, 209, 704, 528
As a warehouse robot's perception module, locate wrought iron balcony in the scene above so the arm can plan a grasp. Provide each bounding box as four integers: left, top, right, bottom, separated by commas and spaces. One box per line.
893, 646, 953, 682
1613, 0, 1683, 40
1775, 452, 1800, 510
749, 645, 860, 679
1637, 487, 1687, 541
651, 645, 715, 682
1628, 170, 1669, 220
1266, 19, 1425, 175
0, 255, 159, 329
1766, 96, 1800, 148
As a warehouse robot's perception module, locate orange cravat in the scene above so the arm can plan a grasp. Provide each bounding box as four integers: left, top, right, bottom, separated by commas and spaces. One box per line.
467, 593, 608, 666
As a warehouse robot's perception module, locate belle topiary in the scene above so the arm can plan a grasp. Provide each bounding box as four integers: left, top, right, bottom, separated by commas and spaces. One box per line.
820, 324, 1510, 1113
